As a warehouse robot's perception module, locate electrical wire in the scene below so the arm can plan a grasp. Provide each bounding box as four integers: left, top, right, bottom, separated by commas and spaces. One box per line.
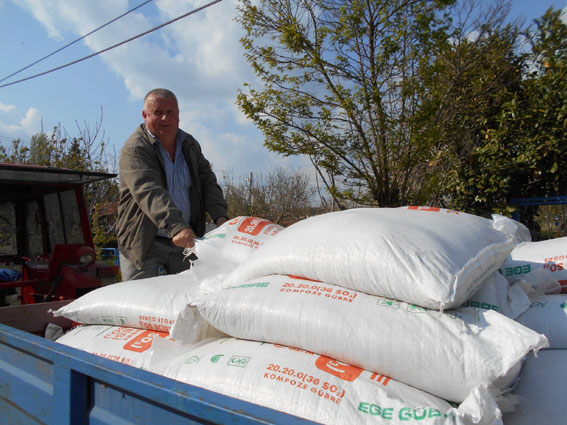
0, 0, 223, 89
0, 0, 153, 84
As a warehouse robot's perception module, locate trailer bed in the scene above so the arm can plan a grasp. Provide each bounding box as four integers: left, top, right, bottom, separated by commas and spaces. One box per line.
0, 303, 317, 425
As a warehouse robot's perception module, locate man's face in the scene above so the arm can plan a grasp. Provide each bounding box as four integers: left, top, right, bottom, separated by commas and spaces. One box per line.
142, 95, 180, 141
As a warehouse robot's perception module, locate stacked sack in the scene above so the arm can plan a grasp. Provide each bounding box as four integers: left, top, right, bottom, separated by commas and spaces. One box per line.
52, 272, 221, 367
210, 207, 531, 309
149, 336, 502, 425
165, 207, 548, 424
497, 238, 567, 424
499, 237, 567, 349
51, 210, 550, 424
192, 216, 285, 293
51, 217, 283, 371
56, 324, 173, 368
500, 236, 567, 294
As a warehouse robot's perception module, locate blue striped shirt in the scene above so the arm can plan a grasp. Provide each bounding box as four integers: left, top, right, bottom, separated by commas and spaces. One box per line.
152, 130, 192, 231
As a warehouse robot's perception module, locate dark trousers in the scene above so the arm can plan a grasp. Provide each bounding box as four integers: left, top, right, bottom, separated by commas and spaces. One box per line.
119, 236, 191, 281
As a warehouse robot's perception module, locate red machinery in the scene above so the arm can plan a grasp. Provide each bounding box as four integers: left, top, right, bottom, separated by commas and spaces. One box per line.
0, 163, 119, 304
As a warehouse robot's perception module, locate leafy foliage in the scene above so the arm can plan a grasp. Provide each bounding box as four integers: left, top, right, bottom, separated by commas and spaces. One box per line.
417, 7, 524, 214
436, 7, 567, 215
237, 0, 456, 207
236, 0, 567, 219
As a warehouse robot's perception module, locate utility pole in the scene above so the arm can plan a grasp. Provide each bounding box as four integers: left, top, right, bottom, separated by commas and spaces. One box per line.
247, 171, 254, 215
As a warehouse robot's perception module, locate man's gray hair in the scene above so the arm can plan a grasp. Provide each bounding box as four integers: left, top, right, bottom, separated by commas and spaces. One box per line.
144, 88, 177, 101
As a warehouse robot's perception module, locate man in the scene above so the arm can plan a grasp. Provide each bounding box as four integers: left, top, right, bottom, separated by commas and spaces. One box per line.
117, 88, 228, 281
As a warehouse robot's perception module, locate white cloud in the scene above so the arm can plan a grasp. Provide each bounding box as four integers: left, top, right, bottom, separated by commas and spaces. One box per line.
15, 0, 63, 39
0, 102, 16, 113
11, 0, 252, 110
0, 107, 41, 138
20, 107, 42, 130
16, 0, 130, 40
6, 0, 294, 178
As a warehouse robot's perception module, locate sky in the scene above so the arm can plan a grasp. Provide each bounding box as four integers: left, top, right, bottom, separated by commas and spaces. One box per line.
0, 0, 566, 183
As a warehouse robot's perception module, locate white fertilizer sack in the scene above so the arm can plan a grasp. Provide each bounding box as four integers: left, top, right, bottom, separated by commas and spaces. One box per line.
56, 324, 171, 368
52, 272, 210, 341
502, 350, 567, 425
148, 337, 503, 425
192, 274, 548, 403
219, 207, 529, 309
189, 254, 240, 296
515, 295, 567, 349
195, 216, 284, 294
500, 237, 567, 294
460, 272, 532, 319
195, 216, 283, 263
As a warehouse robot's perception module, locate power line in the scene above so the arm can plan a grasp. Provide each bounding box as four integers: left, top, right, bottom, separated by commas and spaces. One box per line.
0, 0, 153, 84
0, 0, 223, 89
0, 135, 30, 143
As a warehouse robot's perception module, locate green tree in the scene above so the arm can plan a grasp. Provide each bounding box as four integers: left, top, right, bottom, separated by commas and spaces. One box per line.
434, 7, 567, 218
236, 0, 455, 208
508, 8, 567, 198
92, 203, 119, 249
416, 1, 524, 213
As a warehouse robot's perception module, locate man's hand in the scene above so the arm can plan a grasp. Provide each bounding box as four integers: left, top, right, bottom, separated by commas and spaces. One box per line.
172, 227, 197, 248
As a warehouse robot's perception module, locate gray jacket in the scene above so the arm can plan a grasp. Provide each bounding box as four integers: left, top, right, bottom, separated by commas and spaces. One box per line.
117, 124, 228, 268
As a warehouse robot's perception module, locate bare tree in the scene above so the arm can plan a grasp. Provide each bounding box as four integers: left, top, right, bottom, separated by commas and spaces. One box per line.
219, 168, 318, 224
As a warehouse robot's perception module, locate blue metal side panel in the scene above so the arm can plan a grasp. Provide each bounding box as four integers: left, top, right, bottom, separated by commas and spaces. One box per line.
0, 397, 43, 424
0, 324, 319, 425
510, 196, 567, 206
0, 337, 55, 422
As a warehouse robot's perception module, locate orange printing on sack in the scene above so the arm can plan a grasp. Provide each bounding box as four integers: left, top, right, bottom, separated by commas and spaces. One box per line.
231, 235, 262, 248
138, 315, 174, 332
263, 359, 347, 403
123, 330, 168, 353
543, 255, 567, 277
543, 262, 565, 272
94, 352, 137, 366
315, 356, 363, 382
407, 206, 460, 214
287, 275, 321, 283
544, 254, 567, 262
370, 372, 391, 387
238, 217, 272, 236
280, 281, 357, 302
104, 327, 141, 341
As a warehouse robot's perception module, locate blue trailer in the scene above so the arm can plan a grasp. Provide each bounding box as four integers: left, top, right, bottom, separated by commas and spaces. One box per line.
0, 301, 317, 425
